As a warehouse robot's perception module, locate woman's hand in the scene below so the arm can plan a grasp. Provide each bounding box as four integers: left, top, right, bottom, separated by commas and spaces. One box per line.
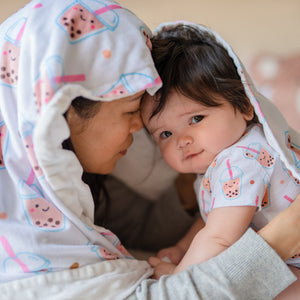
259, 194, 300, 261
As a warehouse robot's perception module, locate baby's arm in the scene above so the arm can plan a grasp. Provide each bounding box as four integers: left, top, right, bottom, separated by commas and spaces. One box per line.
173, 205, 257, 274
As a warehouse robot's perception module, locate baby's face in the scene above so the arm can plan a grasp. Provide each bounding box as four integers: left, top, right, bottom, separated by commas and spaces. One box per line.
141, 91, 252, 174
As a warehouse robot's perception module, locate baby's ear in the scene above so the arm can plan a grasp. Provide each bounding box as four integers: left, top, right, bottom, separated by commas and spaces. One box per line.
243, 99, 255, 122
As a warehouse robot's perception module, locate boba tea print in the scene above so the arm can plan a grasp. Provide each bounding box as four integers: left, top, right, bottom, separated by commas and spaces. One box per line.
0, 0, 161, 283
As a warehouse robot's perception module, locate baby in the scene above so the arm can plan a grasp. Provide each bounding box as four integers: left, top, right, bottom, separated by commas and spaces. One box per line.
141, 22, 300, 292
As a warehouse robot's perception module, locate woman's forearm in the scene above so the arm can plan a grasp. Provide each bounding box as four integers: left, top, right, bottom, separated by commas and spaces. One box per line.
127, 229, 296, 300
258, 194, 300, 261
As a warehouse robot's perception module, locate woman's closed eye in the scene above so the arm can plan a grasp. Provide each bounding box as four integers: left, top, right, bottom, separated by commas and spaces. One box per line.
190, 115, 204, 124
160, 130, 172, 139
127, 108, 140, 115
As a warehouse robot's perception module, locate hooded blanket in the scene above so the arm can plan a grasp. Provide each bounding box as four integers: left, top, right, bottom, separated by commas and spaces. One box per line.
0, 0, 162, 296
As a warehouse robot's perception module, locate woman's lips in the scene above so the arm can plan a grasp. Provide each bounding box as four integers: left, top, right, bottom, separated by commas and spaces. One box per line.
120, 149, 127, 155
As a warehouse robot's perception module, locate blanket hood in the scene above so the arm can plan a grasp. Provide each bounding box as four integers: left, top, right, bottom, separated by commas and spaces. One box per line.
0, 0, 161, 284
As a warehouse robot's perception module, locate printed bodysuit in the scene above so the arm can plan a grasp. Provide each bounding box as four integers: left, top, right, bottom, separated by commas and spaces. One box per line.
194, 124, 300, 267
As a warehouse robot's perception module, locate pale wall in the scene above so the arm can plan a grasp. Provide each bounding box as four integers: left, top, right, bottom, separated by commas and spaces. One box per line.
1, 1, 300, 62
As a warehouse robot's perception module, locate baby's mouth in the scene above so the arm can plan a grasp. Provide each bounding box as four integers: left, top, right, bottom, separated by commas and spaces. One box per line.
185, 150, 203, 160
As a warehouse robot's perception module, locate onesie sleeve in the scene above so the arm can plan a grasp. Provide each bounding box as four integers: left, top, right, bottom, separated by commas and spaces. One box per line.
208, 147, 268, 210
126, 229, 296, 300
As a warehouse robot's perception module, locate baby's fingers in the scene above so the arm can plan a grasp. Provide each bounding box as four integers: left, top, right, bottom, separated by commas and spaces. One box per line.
148, 256, 162, 267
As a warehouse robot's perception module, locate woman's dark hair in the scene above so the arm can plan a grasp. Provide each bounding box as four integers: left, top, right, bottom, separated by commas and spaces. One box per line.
62, 96, 109, 225
150, 24, 257, 123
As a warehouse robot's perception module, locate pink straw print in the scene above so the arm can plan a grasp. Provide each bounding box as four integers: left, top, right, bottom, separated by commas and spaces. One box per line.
226, 159, 233, 179
211, 197, 215, 209
25, 168, 35, 186
16, 21, 26, 42
94, 4, 122, 15
284, 195, 294, 203
0, 236, 30, 272
54, 74, 85, 83
34, 4, 43, 9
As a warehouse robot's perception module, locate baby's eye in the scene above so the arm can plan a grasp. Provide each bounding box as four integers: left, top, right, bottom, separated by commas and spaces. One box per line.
191, 115, 204, 124
160, 131, 172, 139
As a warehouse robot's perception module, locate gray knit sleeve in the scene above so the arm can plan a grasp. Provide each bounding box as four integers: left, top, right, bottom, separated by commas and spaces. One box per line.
126, 228, 296, 300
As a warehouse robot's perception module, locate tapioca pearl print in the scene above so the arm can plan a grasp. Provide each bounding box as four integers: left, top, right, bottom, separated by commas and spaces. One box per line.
287, 134, 300, 158
100, 247, 119, 260
223, 178, 240, 199
1, 65, 18, 84
290, 144, 300, 157
60, 4, 105, 41
261, 197, 269, 208
258, 149, 275, 167
261, 187, 270, 208
26, 198, 64, 230
35, 218, 61, 228
1, 43, 20, 85
287, 170, 300, 185
62, 17, 84, 39
294, 177, 300, 185
291, 253, 300, 259
203, 178, 211, 192
226, 189, 239, 198
245, 152, 253, 158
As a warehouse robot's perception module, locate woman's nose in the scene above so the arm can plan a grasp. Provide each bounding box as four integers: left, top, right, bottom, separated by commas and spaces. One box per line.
130, 112, 143, 133
177, 135, 193, 149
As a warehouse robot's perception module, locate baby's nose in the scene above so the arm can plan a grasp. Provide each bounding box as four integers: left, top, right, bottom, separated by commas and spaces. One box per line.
177, 135, 193, 149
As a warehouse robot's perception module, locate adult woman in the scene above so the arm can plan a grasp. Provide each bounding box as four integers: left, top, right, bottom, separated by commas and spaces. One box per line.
0, 0, 299, 299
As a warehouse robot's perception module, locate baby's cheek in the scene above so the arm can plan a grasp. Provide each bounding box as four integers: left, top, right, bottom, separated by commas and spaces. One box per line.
162, 146, 176, 168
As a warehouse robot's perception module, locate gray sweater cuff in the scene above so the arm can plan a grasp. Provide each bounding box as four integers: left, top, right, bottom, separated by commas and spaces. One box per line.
204, 228, 296, 299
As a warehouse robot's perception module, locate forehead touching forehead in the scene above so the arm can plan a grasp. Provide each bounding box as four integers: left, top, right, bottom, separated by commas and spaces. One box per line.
141, 93, 161, 124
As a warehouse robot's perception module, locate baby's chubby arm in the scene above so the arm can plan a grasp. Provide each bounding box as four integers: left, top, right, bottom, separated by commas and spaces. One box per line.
173, 205, 257, 274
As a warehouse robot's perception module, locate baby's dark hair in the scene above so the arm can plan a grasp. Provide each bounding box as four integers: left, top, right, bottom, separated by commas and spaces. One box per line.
150, 24, 256, 123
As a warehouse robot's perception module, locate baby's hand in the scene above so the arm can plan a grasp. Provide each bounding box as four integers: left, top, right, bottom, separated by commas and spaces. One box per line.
148, 256, 176, 279
156, 245, 186, 265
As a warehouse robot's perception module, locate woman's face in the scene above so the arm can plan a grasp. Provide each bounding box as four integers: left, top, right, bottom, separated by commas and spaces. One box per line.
67, 91, 144, 174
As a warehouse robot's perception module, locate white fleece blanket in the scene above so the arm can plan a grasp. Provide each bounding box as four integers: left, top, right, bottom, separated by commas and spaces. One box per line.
0, 259, 152, 300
